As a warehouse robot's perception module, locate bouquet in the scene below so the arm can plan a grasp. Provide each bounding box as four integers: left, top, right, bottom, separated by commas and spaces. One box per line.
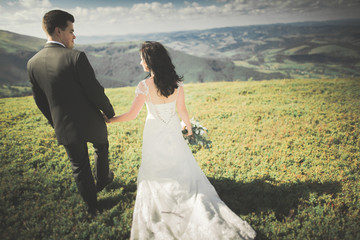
181, 118, 212, 149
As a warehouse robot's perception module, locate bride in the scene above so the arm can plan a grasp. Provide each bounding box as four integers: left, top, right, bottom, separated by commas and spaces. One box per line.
107, 41, 256, 240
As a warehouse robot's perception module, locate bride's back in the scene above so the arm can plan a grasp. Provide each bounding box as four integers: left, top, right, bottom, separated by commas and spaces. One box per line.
145, 78, 179, 105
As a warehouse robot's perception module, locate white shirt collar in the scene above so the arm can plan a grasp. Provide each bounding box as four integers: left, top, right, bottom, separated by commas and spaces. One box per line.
47, 40, 66, 48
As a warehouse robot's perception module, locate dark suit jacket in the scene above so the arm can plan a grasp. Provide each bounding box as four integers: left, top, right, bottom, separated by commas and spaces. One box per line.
27, 43, 115, 145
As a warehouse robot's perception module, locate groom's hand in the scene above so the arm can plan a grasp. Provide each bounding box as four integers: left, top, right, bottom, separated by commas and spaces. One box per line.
102, 112, 109, 123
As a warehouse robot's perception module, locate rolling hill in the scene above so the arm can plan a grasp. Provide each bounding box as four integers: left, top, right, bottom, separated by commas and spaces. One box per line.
0, 31, 46, 97
0, 30, 285, 97
75, 41, 286, 88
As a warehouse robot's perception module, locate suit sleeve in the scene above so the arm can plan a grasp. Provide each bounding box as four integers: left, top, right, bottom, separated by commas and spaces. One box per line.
76, 52, 115, 118
27, 62, 54, 127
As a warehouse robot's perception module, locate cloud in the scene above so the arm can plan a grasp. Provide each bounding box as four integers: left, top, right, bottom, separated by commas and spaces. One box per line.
69, 2, 177, 25
0, 0, 53, 37
214, 0, 360, 15
0, 0, 359, 38
19, 0, 51, 8
6, 1, 17, 6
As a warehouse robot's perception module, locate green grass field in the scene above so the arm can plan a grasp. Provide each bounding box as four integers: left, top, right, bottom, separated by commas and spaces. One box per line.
1, 78, 359, 239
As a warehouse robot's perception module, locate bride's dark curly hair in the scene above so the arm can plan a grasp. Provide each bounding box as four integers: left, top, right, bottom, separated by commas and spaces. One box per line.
140, 41, 183, 97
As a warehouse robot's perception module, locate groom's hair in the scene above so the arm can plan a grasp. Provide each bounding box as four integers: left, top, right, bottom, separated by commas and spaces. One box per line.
42, 10, 74, 35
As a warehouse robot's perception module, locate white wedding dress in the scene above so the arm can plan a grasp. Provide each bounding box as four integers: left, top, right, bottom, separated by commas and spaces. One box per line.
130, 80, 256, 240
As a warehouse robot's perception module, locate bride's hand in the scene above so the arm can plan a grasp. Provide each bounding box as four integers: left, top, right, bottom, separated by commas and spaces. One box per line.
107, 117, 115, 124
186, 129, 193, 137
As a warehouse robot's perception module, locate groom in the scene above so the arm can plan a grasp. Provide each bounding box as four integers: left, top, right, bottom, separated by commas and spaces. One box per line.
27, 10, 115, 215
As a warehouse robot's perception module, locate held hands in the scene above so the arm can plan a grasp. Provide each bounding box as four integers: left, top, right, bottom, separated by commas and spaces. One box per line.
102, 112, 114, 124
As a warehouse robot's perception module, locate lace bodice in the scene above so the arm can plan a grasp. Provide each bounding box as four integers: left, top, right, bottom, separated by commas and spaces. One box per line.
135, 79, 150, 99
135, 79, 181, 124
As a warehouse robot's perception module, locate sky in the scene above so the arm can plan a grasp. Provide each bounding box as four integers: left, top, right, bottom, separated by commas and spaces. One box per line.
1, 0, 360, 39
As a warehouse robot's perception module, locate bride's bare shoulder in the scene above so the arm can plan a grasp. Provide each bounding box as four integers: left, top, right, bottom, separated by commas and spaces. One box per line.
144, 77, 154, 86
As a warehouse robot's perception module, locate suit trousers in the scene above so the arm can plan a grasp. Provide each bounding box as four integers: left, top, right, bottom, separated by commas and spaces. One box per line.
63, 141, 110, 210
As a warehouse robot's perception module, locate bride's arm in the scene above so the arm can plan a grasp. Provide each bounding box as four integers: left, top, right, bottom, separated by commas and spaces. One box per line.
176, 86, 193, 136
108, 94, 146, 123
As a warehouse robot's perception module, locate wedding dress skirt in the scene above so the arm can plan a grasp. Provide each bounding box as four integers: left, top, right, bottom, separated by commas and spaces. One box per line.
130, 80, 256, 239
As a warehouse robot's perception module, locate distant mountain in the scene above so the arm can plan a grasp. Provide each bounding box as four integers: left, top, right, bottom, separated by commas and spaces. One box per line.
77, 19, 360, 58
1, 19, 360, 98
78, 19, 360, 79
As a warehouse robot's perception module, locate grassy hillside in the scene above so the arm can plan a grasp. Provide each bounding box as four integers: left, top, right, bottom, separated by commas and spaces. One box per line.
1, 78, 360, 239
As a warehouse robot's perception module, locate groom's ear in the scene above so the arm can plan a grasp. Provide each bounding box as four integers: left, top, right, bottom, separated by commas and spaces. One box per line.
54, 27, 62, 36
